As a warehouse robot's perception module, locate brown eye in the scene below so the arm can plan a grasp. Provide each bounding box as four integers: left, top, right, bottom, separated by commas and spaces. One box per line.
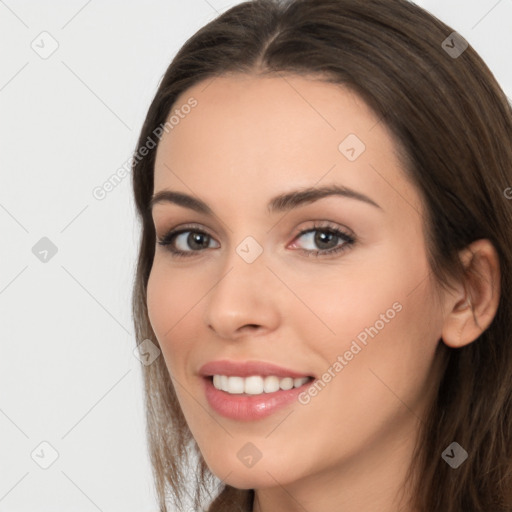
157, 227, 220, 257
289, 225, 356, 258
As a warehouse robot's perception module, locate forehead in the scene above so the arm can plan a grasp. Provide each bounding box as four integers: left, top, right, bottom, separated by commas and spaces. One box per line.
153, 73, 422, 217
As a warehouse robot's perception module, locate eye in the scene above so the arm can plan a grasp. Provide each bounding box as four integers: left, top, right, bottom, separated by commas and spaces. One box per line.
156, 221, 356, 259
288, 222, 356, 257
157, 224, 219, 257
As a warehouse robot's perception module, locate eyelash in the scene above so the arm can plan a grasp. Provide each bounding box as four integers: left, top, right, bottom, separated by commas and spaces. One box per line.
156, 222, 356, 259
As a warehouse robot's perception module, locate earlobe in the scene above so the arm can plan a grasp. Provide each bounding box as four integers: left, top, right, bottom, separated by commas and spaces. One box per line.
441, 239, 501, 349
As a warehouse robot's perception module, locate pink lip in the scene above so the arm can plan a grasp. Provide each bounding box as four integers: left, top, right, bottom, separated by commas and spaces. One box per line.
202, 377, 313, 421
199, 359, 312, 379
199, 359, 314, 421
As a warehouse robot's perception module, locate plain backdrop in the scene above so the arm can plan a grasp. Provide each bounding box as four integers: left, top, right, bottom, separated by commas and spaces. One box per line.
0, 1, 511, 511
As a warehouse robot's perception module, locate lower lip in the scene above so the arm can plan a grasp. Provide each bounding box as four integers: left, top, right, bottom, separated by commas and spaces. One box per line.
203, 377, 313, 421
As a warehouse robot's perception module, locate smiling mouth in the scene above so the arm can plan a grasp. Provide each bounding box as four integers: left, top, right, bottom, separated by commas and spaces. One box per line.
209, 375, 315, 395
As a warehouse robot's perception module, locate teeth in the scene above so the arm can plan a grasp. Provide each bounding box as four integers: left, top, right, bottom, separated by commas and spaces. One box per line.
212, 375, 311, 394
263, 376, 280, 393
228, 376, 245, 394
245, 376, 264, 395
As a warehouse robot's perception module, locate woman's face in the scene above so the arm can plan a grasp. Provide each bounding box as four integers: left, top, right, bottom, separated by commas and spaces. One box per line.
147, 74, 447, 491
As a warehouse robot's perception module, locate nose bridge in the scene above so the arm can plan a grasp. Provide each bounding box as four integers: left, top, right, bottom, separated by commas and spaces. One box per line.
202, 234, 280, 337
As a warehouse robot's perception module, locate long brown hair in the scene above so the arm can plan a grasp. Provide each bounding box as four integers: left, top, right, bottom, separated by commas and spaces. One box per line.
131, 1, 512, 510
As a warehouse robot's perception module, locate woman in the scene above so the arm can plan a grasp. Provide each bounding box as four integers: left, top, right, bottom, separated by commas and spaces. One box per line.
131, 0, 512, 510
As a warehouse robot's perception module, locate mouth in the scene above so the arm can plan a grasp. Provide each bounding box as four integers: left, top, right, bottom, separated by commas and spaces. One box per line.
200, 372, 315, 421
209, 374, 314, 395
199, 359, 316, 421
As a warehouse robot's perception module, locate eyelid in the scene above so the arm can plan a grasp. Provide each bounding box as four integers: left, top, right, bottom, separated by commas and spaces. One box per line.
156, 220, 352, 243
156, 221, 212, 237
289, 220, 355, 241
154, 216, 226, 241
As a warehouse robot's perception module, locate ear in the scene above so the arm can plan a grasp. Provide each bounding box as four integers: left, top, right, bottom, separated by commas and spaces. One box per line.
441, 239, 501, 349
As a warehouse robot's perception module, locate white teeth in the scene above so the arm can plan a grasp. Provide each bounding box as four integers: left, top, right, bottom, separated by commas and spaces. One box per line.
228, 376, 245, 394
294, 377, 306, 388
263, 376, 280, 393
245, 376, 264, 394
212, 375, 311, 394
280, 377, 294, 390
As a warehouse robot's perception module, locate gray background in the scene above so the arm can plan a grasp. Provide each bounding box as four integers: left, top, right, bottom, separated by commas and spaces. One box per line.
0, 1, 510, 511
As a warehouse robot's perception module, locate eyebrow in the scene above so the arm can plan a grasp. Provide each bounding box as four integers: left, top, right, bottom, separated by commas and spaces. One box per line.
149, 184, 382, 215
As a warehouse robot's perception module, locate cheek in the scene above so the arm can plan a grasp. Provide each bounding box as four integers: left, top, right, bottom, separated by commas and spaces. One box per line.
146, 263, 173, 340
315, 271, 444, 430
276, 255, 423, 359
295, 241, 443, 396
147, 258, 201, 332
146, 257, 222, 383
146, 261, 198, 368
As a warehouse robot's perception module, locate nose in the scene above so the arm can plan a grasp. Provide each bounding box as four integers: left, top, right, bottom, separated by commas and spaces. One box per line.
202, 247, 281, 340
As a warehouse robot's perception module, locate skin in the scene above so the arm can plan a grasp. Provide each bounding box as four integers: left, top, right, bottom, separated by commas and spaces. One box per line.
146, 74, 500, 512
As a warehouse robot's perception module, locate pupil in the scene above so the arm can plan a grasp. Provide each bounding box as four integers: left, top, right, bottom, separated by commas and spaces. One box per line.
315, 231, 337, 249
189, 232, 209, 250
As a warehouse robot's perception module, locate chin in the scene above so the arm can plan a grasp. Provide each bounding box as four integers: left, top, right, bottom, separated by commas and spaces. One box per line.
218, 470, 280, 490
202, 452, 295, 489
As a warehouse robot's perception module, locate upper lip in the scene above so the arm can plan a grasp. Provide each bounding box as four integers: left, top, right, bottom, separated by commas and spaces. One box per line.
199, 360, 313, 379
